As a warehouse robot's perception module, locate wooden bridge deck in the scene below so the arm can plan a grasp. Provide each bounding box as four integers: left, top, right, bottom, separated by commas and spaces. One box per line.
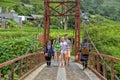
24, 59, 101, 80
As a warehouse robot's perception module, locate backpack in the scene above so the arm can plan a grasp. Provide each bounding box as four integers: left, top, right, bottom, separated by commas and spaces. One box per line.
81, 43, 89, 55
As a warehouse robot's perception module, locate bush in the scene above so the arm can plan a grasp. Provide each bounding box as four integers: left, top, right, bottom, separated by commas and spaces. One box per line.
50, 25, 59, 29
0, 36, 41, 63
87, 19, 120, 78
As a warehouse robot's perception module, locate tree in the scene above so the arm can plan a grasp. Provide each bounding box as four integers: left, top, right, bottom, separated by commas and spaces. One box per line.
93, 0, 104, 13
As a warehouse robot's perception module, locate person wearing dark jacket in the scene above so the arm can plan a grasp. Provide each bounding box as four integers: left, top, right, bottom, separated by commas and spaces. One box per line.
80, 38, 90, 70
44, 40, 54, 66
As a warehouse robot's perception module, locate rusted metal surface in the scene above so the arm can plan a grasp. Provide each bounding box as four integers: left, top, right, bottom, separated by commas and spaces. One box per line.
91, 52, 120, 62
102, 57, 106, 78
30, 55, 32, 69
0, 53, 45, 80
19, 59, 22, 77
11, 63, 14, 80
110, 59, 115, 80
44, 0, 50, 47
19, 62, 45, 80
88, 52, 120, 80
44, 0, 81, 61
88, 66, 107, 80
25, 57, 28, 73
74, 0, 80, 61
0, 53, 37, 68
96, 55, 100, 73
48, 14, 77, 16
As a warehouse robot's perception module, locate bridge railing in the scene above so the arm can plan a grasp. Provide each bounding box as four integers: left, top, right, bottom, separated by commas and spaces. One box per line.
0, 53, 45, 80
83, 22, 120, 80
88, 52, 120, 80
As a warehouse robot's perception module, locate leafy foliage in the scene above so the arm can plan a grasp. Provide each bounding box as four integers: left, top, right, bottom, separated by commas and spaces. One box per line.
0, 36, 41, 63
86, 16, 120, 78
81, 0, 120, 21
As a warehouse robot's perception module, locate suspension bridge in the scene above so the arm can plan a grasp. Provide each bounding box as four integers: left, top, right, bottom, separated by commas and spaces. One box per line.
0, 0, 120, 80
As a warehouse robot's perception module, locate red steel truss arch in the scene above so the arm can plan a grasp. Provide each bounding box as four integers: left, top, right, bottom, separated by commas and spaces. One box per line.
44, 0, 80, 61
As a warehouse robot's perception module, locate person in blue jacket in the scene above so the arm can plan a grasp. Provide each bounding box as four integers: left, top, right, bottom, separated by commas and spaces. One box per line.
44, 40, 54, 66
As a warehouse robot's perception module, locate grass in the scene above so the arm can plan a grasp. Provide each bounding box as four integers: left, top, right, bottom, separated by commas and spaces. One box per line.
88, 17, 120, 58
0, 0, 22, 7
0, 26, 83, 41
0, 0, 43, 7
30, 0, 43, 4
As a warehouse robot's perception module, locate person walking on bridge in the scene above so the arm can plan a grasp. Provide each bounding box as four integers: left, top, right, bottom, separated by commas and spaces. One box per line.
44, 40, 54, 67
64, 34, 71, 65
80, 38, 90, 70
53, 35, 60, 66
60, 37, 67, 67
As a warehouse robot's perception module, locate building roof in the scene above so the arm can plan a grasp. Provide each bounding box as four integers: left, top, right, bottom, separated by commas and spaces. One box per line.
31, 14, 43, 19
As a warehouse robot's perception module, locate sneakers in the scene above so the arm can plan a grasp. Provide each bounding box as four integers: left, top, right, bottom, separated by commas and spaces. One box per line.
83, 67, 85, 70
83, 66, 87, 70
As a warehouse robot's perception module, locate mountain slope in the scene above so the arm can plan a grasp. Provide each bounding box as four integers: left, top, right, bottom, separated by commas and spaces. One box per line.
104, 0, 120, 9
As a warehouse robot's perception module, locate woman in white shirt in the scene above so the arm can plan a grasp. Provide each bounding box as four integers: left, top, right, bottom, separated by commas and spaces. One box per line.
60, 37, 67, 67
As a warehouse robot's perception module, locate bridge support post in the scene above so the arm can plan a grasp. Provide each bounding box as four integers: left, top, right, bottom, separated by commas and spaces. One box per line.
19, 59, 22, 77
89, 53, 95, 68
96, 55, 100, 73
110, 59, 114, 80
102, 57, 106, 78
74, 0, 80, 61
11, 63, 14, 80
25, 57, 28, 73
30, 56, 32, 69
44, 0, 50, 47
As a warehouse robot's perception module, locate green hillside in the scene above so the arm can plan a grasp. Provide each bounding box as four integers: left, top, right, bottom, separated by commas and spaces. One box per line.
88, 18, 120, 58
0, 0, 120, 56
104, 0, 120, 9
0, 0, 43, 14
0, 0, 120, 21
0, 0, 120, 79
87, 16, 120, 78
0, 0, 22, 7
0, 0, 120, 9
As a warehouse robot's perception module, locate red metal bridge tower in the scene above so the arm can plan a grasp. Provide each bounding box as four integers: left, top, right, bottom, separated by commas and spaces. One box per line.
44, 0, 80, 61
